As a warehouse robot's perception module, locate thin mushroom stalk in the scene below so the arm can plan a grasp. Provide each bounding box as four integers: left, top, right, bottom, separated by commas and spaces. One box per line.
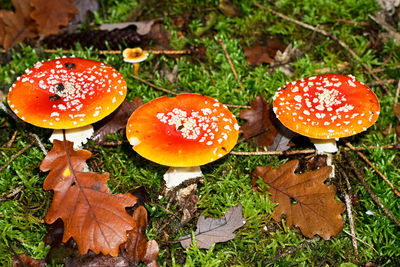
126, 94, 239, 188
273, 74, 380, 176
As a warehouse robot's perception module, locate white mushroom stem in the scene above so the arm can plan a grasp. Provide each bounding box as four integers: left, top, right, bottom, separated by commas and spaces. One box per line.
49, 125, 94, 150
310, 138, 338, 177
163, 166, 203, 188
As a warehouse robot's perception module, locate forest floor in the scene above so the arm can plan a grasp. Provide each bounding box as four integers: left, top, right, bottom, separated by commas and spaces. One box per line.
1, 0, 400, 266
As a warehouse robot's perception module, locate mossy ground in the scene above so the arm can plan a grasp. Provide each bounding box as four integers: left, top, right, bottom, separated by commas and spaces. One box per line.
1, 0, 400, 266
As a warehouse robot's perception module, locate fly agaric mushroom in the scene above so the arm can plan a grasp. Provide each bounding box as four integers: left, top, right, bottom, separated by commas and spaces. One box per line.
7, 57, 127, 148
123, 47, 148, 75
126, 93, 239, 188
273, 74, 380, 173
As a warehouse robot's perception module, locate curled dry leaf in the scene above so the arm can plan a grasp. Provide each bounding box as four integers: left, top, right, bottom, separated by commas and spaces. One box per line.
242, 37, 287, 66
252, 160, 345, 240
40, 140, 137, 256
30, 0, 78, 37
92, 97, 143, 144
240, 96, 277, 147
178, 204, 246, 249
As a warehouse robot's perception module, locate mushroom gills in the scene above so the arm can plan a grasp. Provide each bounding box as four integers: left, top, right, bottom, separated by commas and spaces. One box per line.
163, 166, 203, 188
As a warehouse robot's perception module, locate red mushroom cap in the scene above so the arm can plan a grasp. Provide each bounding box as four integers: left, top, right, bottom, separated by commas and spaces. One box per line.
7, 57, 127, 129
272, 74, 380, 139
126, 94, 239, 167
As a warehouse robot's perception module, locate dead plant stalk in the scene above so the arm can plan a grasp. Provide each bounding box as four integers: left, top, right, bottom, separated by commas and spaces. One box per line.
254, 3, 391, 96
345, 142, 400, 197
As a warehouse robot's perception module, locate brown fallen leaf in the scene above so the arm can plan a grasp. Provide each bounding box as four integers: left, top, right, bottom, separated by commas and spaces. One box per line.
0, 0, 37, 49
240, 96, 277, 147
40, 139, 137, 256
240, 96, 297, 151
178, 204, 246, 249
12, 254, 46, 267
252, 160, 345, 240
242, 37, 287, 66
92, 97, 143, 144
394, 103, 400, 121
121, 205, 159, 266
30, 0, 78, 37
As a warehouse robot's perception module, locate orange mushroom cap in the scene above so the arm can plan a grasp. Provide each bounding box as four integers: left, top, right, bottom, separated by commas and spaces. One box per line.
126, 94, 239, 167
7, 57, 127, 129
123, 48, 148, 63
273, 74, 380, 139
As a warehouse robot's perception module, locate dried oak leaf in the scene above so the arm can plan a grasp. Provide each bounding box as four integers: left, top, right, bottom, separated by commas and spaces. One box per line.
252, 160, 345, 240
40, 140, 137, 256
30, 0, 78, 37
12, 254, 46, 267
92, 97, 143, 144
0, 0, 37, 49
242, 37, 287, 66
121, 205, 159, 266
178, 204, 246, 249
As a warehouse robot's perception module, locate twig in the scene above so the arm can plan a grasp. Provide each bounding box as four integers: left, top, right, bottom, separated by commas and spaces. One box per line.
0, 48, 193, 55
230, 144, 399, 156
263, 237, 319, 264
345, 142, 400, 197
218, 39, 245, 92
0, 141, 34, 172
337, 19, 370, 27
4, 131, 18, 147
130, 74, 250, 108
0, 186, 23, 202
130, 74, 178, 95
254, 3, 391, 96
366, 79, 396, 86
337, 167, 358, 256
342, 230, 378, 254
230, 149, 316, 156
101, 140, 125, 146
343, 151, 400, 227
28, 133, 48, 155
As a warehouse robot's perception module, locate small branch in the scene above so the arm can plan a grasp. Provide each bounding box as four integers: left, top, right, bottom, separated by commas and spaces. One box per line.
230, 144, 399, 156
130, 74, 178, 95
366, 79, 396, 87
218, 39, 245, 92
264, 237, 319, 264
342, 230, 378, 254
0, 141, 34, 172
28, 133, 48, 155
345, 142, 400, 197
230, 149, 316, 156
0, 48, 193, 55
130, 75, 250, 108
254, 3, 391, 96
0, 186, 23, 202
343, 151, 400, 227
337, 167, 358, 256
